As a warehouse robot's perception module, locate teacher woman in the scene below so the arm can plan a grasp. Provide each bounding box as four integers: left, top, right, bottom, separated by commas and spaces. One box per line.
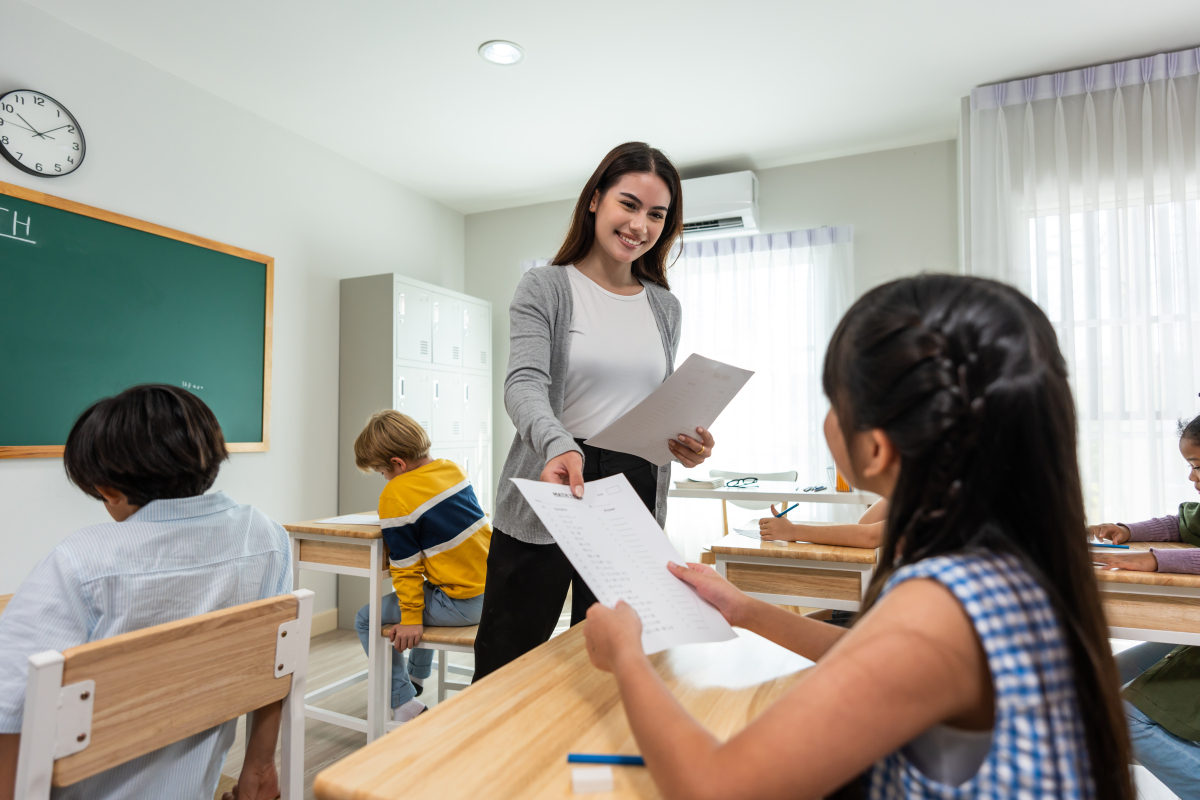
473, 142, 715, 680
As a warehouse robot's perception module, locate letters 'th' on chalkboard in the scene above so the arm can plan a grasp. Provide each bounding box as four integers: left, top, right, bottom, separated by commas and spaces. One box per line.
0, 181, 273, 458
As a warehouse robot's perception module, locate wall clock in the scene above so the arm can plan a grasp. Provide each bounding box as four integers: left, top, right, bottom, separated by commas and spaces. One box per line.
0, 89, 86, 177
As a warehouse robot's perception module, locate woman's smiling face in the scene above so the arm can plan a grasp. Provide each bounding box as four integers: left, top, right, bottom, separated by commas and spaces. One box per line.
589, 171, 672, 266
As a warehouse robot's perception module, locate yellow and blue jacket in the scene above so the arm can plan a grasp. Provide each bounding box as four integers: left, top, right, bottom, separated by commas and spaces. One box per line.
378, 459, 490, 625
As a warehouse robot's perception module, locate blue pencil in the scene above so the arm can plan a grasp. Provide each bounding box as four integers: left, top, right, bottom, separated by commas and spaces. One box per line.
1089, 541, 1130, 550
774, 503, 799, 517
568, 754, 646, 766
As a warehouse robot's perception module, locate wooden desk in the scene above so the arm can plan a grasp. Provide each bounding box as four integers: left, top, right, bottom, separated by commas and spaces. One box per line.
284, 515, 391, 741
314, 625, 812, 800
1096, 542, 1200, 646
709, 534, 876, 613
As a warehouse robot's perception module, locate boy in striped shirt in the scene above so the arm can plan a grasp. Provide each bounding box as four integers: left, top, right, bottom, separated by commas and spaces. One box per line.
352, 411, 490, 722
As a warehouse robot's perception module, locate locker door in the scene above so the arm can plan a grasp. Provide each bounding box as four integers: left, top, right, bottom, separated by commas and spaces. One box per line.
430, 445, 464, 473
431, 293, 463, 367
394, 368, 433, 438
474, 445, 492, 513
430, 371, 463, 443
462, 375, 491, 446
462, 301, 491, 370
395, 285, 433, 362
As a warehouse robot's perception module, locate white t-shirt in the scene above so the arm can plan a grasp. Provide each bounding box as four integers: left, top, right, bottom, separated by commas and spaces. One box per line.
560, 265, 667, 439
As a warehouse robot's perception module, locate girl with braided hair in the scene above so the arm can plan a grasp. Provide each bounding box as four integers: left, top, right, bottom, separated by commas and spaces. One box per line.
583, 274, 1132, 800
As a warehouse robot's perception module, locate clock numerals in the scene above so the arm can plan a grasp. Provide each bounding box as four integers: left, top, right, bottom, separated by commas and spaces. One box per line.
0, 90, 85, 177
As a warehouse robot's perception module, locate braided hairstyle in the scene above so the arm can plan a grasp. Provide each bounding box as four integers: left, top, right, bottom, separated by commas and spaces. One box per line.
822, 274, 1132, 800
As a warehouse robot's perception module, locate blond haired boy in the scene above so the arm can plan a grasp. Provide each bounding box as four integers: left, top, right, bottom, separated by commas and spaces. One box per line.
352, 410, 490, 721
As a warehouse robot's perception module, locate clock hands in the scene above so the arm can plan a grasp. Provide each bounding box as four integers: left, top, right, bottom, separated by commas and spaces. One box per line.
3, 119, 42, 136
15, 113, 54, 140
38, 125, 72, 136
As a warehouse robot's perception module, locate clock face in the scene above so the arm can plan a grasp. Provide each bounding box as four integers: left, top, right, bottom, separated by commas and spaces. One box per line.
0, 90, 85, 178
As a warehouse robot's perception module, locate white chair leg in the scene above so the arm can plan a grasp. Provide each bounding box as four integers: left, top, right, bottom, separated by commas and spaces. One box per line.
280, 590, 313, 800
14, 651, 64, 800
437, 648, 448, 704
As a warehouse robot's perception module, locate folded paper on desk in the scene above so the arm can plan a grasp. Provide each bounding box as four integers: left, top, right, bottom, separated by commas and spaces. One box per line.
585, 353, 753, 466
511, 474, 737, 654
318, 512, 381, 525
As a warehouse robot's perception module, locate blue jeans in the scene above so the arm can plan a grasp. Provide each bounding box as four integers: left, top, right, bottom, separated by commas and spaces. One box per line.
355, 583, 484, 708
1118, 642, 1200, 797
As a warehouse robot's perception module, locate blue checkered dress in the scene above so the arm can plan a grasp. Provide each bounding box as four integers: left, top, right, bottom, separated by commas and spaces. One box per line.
868, 551, 1093, 799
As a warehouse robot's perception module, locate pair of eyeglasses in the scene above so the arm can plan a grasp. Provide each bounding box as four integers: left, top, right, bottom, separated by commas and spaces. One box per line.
803, 485, 827, 492
726, 477, 758, 488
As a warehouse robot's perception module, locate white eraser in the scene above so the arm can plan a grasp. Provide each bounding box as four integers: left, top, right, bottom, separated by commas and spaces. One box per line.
773, 540, 789, 546
572, 766, 614, 794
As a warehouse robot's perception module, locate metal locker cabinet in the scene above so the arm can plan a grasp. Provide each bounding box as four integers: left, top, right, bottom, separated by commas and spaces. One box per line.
431, 293, 463, 367
462, 375, 491, 447
395, 283, 432, 363
394, 368, 433, 437
431, 445, 464, 473
430, 371, 464, 443
462, 300, 491, 371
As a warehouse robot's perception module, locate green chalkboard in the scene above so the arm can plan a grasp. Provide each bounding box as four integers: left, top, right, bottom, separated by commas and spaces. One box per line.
0, 182, 272, 457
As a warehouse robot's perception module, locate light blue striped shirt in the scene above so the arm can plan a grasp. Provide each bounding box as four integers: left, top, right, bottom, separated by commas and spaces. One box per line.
0, 491, 291, 800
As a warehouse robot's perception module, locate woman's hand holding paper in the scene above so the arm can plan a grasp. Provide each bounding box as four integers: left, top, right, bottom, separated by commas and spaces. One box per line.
668, 426, 715, 469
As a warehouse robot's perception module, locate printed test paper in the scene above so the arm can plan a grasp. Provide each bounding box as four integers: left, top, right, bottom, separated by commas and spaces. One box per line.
511, 474, 736, 654
584, 353, 753, 466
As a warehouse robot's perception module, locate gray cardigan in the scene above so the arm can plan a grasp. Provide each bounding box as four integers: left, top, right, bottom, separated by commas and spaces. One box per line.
494, 265, 682, 545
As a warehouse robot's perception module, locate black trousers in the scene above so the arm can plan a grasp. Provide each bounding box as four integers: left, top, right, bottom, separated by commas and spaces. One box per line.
473, 440, 659, 682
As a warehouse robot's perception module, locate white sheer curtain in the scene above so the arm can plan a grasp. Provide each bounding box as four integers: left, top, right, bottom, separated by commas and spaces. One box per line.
964, 47, 1200, 524
665, 227, 854, 559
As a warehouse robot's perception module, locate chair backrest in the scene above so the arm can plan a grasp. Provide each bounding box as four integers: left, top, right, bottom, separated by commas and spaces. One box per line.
16, 589, 313, 797
0, 593, 12, 616
710, 469, 799, 511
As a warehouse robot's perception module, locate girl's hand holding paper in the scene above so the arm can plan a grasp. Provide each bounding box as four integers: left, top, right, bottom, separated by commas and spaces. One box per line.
584, 601, 644, 672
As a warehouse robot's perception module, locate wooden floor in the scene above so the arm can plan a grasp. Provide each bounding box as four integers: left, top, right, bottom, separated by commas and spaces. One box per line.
218, 606, 573, 800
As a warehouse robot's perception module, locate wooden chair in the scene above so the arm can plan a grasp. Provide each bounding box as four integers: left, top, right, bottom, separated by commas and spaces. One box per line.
14, 589, 314, 800
380, 624, 477, 710
0, 594, 12, 616
709, 469, 799, 535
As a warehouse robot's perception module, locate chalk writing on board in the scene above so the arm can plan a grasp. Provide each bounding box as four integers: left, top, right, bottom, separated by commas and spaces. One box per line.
181, 381, 205, 391
0, 208, 35, 244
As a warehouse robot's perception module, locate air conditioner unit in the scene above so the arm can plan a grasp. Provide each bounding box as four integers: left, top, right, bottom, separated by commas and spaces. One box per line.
680, 171, 759, 241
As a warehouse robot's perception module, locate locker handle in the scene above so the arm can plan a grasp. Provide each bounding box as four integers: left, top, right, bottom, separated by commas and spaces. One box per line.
399, 378, 405, 399
434, 380, 439, 399
399, 293, 406, 315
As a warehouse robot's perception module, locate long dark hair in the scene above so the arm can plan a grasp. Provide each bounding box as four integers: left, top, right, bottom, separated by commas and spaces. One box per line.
822, 275, 1132, 800
551, 142, 683, 289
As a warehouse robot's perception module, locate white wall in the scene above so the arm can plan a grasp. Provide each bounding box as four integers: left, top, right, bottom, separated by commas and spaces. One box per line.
0, 1, 465, 614
463, 140, 959, 488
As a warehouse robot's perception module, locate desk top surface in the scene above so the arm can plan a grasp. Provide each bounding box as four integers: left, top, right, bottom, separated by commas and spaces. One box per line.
283, 513, 382, 540
669, 482, 878, 505
1094, 541, 1200, 589
313, 625, 812, 800
708, 533, 878, 565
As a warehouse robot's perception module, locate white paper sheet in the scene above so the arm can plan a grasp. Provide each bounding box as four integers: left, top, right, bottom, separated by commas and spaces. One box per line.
584, 353, 754, 466
318, 512, 381, 525
511, 474, 736, 654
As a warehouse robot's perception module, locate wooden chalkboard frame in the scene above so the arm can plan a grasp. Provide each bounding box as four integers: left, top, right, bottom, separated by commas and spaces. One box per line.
0, 181, 273, 458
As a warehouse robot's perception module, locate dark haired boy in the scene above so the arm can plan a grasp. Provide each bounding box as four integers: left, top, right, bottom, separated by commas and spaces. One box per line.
0, 385, 290, 800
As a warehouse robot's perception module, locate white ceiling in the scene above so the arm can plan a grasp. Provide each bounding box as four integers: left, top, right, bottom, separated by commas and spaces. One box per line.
23, 0, 1200, 214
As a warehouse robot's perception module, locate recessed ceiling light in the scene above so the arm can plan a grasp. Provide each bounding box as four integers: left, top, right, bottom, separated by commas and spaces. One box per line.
479, 40, 524, 66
